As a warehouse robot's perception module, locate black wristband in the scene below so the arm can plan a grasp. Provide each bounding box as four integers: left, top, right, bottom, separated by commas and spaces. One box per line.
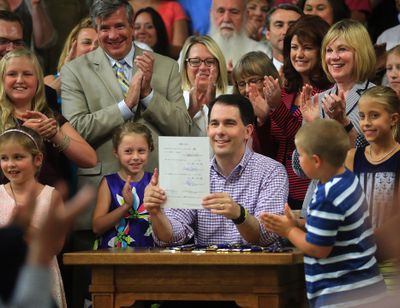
344, 121, 354, 133
232, 204, 248, 225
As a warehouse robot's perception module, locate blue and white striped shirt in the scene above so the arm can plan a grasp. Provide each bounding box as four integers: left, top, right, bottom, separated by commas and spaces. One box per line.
305, 169, 386, 307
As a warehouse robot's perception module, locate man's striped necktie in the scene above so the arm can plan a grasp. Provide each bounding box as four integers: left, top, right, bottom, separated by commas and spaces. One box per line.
114, 61, 129, 97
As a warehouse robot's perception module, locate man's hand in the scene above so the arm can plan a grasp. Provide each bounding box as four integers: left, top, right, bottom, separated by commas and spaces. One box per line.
202, 192, 241, 220
125, 70, 144, 109
143, 169, 166, 216
134, 51, 154, 98
260, 203, 297, 238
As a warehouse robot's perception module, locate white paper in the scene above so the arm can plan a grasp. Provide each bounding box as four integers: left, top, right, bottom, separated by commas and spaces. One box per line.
159, 137, 210, 209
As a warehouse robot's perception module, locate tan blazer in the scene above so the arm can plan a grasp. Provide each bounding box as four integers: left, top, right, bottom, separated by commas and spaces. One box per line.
61, 46, 191, 230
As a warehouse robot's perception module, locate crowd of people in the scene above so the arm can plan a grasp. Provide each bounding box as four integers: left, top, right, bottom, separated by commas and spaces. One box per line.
0, 0, 400, 307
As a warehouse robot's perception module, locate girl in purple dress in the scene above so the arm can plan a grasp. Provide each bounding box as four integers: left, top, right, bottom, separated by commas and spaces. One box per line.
92, 122, 154, 249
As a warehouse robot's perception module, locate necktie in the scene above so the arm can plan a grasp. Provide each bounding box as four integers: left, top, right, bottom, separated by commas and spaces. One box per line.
114, 61, 129, 97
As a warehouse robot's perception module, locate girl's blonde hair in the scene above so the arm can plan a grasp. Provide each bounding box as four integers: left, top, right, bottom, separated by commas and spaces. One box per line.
58, 17, 94, 72
387, 44, 400, 58
360, 86, 400, 142
112, 122, 154, 152
0, 127, 44, 177
0, 48, 52, 131
180, 35, 228, 95
321, 19, 376, 83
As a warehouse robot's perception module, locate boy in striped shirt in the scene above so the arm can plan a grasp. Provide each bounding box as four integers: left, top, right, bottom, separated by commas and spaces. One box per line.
261, 119, 386, 307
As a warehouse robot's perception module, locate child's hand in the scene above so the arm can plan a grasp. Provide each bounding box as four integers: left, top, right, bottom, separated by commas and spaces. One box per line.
122, 176, 133, 209
260, 203, 297, 238
144, 168, 166, 215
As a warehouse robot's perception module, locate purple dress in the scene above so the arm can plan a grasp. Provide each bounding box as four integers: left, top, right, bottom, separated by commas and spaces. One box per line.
94, 172, 154, 249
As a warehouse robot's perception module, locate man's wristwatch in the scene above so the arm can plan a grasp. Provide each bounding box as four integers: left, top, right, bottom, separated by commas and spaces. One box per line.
232, 204, 248, 225
344, 121, 354, 133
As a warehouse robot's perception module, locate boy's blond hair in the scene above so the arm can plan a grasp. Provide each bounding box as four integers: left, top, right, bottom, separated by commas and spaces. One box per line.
295, 119, 350, 167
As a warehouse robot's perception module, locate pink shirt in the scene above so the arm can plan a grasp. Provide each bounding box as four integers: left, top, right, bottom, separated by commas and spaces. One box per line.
345, 0, 371, 13
157, 1, 188, 44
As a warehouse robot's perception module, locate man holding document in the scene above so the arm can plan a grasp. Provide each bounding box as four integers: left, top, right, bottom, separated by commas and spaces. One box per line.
144, 94, 288, 246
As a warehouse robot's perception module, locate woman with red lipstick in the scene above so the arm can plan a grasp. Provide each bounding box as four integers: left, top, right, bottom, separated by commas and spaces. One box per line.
232, 15, 330, 210
180, 35, 228, 136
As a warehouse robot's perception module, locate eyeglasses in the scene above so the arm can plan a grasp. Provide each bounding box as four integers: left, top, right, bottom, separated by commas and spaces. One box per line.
186, 58, 218, 67
236, 77, 264, 90
0, 37, 24, 47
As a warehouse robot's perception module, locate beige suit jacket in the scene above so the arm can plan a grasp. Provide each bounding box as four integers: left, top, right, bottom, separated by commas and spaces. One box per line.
61, 46, 191, 230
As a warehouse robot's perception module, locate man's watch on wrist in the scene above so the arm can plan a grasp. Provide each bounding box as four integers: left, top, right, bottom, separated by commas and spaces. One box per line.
344, 121, 354, 133
232, 204, 248, 225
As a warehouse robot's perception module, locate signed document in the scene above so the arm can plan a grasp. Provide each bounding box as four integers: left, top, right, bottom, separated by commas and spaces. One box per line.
159, 137, 210, 209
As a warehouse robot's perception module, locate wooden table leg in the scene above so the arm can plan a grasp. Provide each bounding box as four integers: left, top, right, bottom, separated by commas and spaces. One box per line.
92, 293, 114, 308
115, 293, 137, 308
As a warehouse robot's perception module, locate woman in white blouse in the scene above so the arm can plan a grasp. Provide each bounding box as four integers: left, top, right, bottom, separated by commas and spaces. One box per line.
180, 35, 228, 136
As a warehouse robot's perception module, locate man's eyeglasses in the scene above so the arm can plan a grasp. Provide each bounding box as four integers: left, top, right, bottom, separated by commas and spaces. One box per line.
0, 37, 24, 47
186, 58, 218, 67
236, 77, 264, 90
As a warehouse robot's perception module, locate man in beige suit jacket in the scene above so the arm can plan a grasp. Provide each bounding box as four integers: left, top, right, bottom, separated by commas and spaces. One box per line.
61, 0, 191, 232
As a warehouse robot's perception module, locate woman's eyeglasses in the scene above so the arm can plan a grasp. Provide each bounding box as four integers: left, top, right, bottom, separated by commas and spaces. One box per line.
0, 37, 24, 47
236, 77, 264, 90
186, 58, 218, 67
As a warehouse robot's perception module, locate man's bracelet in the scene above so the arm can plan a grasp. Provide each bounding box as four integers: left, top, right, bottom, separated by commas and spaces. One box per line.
232, 204, 248, 225
344, 121, 354, 133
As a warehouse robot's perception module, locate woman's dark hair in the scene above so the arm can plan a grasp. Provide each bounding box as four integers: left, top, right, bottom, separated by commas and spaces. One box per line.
298, 0, 350, 24
134, 7, 169, 56
283, 15, 331, 93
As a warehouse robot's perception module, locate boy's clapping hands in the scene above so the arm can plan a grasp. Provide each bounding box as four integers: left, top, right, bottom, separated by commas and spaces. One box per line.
260, 203, 298, 238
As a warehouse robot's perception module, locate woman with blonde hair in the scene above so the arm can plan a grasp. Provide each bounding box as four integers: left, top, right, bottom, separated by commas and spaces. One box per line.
44, 17, 98, 99
296, 19, 377, 213
0, 48, 97, 194
301, 18, 376, 140
180, 35, 228, 136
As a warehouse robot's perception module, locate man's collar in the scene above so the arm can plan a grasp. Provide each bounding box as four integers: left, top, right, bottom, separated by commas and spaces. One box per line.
211, 146, 253, 178
105, 43, 135, 68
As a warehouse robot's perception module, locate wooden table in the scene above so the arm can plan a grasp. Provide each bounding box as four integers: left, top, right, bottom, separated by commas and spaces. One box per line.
63, 248, 305, 308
